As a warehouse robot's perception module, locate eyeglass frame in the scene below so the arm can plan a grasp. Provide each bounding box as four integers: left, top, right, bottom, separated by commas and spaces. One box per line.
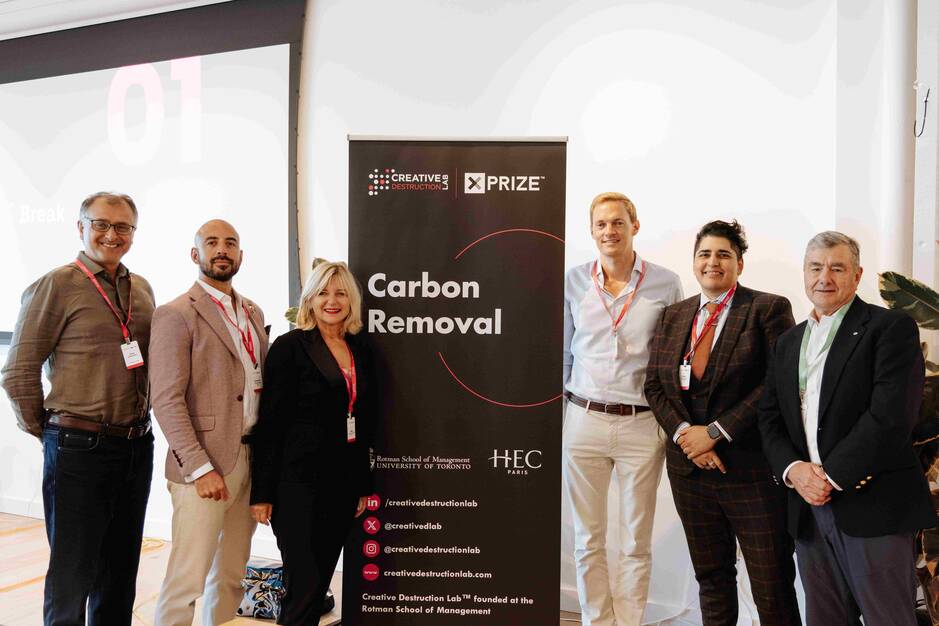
82, 217, 137, 236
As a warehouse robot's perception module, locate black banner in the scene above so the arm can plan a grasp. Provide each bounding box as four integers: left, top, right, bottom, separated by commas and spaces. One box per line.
343, 138, 566, 624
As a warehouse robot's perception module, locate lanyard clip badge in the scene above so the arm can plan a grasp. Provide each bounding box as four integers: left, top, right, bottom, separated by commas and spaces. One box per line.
209, 295, 263, 393
74, 259, 143, 370
592, 259, 647, 359
679, 285, 737, 390
340, 344, 357, 443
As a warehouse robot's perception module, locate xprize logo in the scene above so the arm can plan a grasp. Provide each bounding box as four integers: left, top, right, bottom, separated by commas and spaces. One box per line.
464, 173, 485, 194
462, 172, 546, 194
489, 449, 543, 476
367, 167, 448, 196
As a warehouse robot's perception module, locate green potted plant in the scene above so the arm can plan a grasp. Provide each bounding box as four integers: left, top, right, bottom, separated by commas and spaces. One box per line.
879, 271, 939, 625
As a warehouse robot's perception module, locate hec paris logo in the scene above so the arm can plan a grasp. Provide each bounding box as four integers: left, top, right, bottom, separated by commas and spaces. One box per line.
464, 173, 486, 194
368, 168, 394, 196
490, 449, 543, 475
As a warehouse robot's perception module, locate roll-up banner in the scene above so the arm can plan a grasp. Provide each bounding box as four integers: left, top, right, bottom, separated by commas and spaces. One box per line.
343, 137, 566, 624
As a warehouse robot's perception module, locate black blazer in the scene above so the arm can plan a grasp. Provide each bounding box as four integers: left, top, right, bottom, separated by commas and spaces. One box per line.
645, 285, 795, 478
249, 328, 378, 506
758, 296, 936, 538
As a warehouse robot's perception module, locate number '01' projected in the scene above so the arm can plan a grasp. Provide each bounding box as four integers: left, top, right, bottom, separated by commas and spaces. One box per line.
107, 57, 202, 165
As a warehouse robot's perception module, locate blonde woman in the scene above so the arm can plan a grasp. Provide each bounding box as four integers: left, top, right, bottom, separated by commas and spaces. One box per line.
249, 261, 377, 624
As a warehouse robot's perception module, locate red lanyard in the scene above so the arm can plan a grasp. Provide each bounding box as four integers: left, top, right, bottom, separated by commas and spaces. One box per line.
683, 284, 737, 362
339, 344, 357, 417
73, 259, 133, 343
591, 259, 647, 334
208, 295, 257, 367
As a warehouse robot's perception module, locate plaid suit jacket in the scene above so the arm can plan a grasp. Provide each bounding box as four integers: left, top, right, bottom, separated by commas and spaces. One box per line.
645, 284, 794, 478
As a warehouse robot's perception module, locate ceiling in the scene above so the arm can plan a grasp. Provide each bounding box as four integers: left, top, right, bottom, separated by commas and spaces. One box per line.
0, 0, 233, 41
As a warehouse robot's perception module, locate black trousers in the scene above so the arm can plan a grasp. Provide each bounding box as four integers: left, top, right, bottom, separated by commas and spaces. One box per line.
41, 425, 153, 626
669, 469, 801, 626
271, 482, 358, 625
796, 504, 917, 626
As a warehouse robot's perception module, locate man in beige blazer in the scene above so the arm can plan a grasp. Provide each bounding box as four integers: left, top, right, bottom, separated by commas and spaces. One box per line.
150, 220, 268, 626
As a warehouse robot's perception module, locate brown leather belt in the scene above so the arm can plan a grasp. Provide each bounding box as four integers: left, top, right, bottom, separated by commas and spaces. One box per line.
47, 413, 151, 439
565, 392, 649, 416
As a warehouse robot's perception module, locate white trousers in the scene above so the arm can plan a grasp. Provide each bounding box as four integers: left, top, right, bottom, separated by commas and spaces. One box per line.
155, 445, 257, 626
562, 400, 665, 626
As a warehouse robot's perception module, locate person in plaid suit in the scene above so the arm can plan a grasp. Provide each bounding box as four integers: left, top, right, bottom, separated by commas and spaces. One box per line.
644, 220, 801, 625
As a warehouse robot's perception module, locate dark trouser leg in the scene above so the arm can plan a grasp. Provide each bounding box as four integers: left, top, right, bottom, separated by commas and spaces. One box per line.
795, 505, 862, 626
272, 483, 357, 625
42, 428, 126, 626
722, 478, 801, 626
804, 505, 916, 626
669, 470, 738, 626
87, 433, 153, 626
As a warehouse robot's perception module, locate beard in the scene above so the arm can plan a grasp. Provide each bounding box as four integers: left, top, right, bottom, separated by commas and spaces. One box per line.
200, 255, 240, 282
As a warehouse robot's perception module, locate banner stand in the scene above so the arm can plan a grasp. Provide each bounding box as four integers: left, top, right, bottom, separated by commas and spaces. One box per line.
343, 137, 567, 624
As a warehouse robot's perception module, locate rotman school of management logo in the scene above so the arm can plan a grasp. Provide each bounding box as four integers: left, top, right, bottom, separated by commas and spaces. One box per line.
367, 168, 449, 196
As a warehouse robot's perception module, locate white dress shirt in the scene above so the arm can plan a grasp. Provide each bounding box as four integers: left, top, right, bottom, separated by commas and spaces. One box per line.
781, 300, 853, 491
673, 288, 735, 442
564, 253, 683, 405
186, 279, 261, 482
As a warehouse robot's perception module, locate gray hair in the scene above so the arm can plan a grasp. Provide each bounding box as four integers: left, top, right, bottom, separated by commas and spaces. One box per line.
79, 192, 138, 220
805, 231, 860, 269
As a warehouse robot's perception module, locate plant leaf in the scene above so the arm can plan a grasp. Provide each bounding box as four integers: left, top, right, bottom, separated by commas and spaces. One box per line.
284, 306, 298, 324
929, 360, 939, 374
879, 272, 939, 329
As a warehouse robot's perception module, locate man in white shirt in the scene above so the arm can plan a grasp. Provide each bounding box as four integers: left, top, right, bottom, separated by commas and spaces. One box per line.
758, 231, 935, 625
563, 192, 683, 626
150, 220, 268, 626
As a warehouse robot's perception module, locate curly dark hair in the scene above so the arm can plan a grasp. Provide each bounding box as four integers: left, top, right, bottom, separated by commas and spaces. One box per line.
694, 220, 748, 258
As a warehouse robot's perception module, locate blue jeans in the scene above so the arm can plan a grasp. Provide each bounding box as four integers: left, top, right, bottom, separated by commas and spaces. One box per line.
41, 425, 153, 626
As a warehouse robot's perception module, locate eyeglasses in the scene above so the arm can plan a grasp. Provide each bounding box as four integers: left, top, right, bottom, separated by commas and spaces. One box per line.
83, 218, 137, 236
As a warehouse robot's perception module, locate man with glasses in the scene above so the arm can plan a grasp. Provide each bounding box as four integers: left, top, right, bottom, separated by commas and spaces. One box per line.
1, 192, 155, 626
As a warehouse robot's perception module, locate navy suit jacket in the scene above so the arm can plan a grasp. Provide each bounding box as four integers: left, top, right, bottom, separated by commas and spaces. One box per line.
758, 296, 936, 538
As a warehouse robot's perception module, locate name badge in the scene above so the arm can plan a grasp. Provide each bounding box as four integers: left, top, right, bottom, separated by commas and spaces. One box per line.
121, 340, 145, 369
252, 367, 263, 393
679, 362, 691, 390
347, 414, 356, 443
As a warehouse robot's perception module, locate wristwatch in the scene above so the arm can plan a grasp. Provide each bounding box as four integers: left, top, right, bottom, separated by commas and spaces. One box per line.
706, 422, 722, 440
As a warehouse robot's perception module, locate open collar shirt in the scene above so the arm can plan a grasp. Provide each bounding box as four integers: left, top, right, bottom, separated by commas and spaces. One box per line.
185, 280, 260, 483
1, 252, 154, 436
196, 279, 259, 433
564, 253, 683, 406
781, 297, 855, 491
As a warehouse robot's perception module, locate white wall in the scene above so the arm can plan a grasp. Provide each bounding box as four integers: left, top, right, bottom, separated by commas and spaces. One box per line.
299, 0, 839, 316
0, 0, 926, 622
297, 0, 842, 619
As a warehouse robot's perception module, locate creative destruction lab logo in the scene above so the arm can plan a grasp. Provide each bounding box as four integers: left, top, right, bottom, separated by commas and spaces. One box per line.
367, 168, 449, 196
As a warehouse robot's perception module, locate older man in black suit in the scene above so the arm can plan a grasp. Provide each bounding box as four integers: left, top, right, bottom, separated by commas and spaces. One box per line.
758, 231, 936, 625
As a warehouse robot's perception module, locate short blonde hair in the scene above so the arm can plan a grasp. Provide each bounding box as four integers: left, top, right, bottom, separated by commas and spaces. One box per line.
295, 260, 363, 335
589, 192, 638, 226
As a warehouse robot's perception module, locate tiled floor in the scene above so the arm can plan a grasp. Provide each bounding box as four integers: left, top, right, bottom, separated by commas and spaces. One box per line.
0, 513, 582, 625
